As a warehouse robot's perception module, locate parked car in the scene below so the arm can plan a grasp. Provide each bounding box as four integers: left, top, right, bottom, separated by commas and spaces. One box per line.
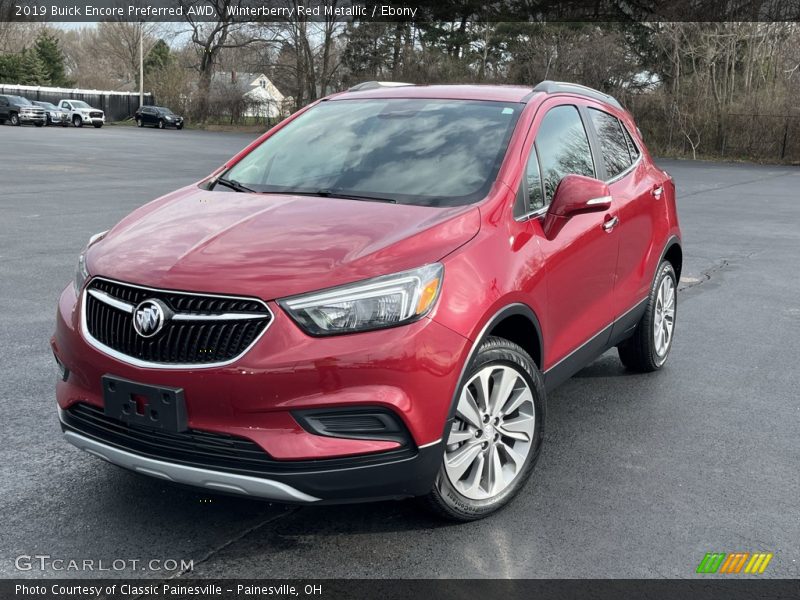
134, 105, 184, 129
33, 101, 70, 127
54, 81, 681, 521
58, 99, 104, 128
0, 95, 45, 126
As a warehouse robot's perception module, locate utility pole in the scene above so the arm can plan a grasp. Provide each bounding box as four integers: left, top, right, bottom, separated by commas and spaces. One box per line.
139, 22, 144, 108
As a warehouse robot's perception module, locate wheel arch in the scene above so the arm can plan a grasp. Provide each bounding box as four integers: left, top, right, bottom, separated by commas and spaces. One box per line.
660, 236, 683, 282
441, 303, 544, 436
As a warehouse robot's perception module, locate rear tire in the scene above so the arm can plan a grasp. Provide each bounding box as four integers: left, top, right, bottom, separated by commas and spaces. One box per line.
136, 118, 143, 127
425, 336, 545, 521
618, 261, 677, 372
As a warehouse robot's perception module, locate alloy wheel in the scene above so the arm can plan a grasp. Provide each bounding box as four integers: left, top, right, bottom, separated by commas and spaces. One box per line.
653, 274, 676, 357
444, 365, 535, 501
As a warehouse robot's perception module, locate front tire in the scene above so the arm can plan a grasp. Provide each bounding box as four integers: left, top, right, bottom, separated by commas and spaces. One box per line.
618, 261, 677, 372
93, 122, 103, 128
426, 337, 545, 521
10, 113, 19, 126
72, 115, 82, 128
158, 119, 165, 129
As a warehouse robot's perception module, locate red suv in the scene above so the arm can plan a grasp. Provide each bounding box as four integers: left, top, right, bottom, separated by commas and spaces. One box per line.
53, 81, 681, 520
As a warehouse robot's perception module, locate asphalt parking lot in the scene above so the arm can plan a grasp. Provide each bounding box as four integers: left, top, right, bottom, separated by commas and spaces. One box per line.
1, 124, 798, 579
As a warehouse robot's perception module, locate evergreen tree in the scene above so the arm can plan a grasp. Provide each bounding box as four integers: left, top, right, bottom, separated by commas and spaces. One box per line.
0, 54, 23, 84
19, 49, 50, 85
34, 30, 70, 86
144, 39, 171, 76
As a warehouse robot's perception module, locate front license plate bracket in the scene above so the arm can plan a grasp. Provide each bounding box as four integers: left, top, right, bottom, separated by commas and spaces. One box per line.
102, 375, 187, 432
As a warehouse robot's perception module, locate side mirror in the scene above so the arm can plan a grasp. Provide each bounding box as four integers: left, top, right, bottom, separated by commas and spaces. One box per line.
542, 174, 611, 240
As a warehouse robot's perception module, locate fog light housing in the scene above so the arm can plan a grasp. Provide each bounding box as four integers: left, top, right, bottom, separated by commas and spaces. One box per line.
53, 352, 69, 381
293, 407, 411, 447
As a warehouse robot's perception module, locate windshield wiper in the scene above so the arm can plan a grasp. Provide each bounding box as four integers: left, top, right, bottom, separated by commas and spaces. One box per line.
215, 176, 255, 193
312, 189, 396, 204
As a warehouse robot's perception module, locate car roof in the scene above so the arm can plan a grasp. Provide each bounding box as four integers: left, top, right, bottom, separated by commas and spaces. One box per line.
332, 84, 538, 104
330, 81, 624, 111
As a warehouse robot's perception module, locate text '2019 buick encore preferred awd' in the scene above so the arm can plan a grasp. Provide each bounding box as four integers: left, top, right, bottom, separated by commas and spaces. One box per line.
53, 81, 681, 520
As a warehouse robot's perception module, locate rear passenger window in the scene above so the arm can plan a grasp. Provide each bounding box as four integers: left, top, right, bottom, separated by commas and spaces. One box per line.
622, 125, 640, 160
535, 105, 594, 205
589, 108, 632, 179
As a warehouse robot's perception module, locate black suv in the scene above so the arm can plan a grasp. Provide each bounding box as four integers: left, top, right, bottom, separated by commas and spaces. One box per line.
134, 106, 184, 129
0, 95, 46, 127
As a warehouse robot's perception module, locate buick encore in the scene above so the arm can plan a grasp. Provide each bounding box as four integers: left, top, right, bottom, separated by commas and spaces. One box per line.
53, 81, 682, 520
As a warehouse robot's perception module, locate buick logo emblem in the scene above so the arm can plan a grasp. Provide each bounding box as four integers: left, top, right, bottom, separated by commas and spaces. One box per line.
132, 299, 169, 338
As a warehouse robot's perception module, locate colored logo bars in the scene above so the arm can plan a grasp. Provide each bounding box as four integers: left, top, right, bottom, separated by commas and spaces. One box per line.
696, 552, 773, 574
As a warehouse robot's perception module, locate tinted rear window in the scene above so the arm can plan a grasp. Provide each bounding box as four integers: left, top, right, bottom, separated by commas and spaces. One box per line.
223, 98, 522, 207
589, 108, 633, 179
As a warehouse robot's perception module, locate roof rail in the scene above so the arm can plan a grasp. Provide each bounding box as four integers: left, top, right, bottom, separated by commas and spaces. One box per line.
532, 80, 622, 109
347, 81, 415, 92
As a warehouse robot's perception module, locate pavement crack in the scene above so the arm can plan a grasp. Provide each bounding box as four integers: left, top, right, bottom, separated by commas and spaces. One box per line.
679, 259, 730, 292
121, 507, 299, 598
172, 507, 300, 580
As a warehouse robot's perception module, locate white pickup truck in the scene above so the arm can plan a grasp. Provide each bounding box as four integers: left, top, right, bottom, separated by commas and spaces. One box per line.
58, 99, 105, 128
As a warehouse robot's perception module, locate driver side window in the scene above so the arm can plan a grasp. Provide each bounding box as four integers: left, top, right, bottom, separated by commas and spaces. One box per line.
535, 105, 595, 206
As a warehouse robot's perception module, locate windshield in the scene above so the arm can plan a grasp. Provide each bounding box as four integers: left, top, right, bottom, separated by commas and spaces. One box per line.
222, 98, 521, 206
71, 101, 90, 108
12, 96, 31, 105
158, 107, 174, 114
36, 102, 56, 109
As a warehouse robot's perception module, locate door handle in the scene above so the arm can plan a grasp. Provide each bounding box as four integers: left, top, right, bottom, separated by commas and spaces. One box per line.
602, 215, 619, 232
652, 185, 664, 200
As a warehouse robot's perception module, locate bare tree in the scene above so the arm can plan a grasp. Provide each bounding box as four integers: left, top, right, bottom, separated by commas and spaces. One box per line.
180, 0, 277, 121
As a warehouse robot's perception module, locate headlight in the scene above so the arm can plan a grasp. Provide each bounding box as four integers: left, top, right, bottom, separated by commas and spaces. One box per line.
73, 253, 89, 295
280, 263, 443, 336
73, 231, 108, 295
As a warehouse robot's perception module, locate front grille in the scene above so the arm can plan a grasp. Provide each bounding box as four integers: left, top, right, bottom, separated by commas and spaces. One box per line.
89, 111, 103, 118
62, 403, 415, 474
85, 278, 271, 366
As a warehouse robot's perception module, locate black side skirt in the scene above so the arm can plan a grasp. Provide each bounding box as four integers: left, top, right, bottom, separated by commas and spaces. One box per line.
543, 298, 648, 392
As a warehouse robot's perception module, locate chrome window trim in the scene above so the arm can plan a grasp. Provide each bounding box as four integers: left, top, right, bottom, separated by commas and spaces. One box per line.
80, 276, 274, 370
514, 205, 548, 223
605, 153, 642, 185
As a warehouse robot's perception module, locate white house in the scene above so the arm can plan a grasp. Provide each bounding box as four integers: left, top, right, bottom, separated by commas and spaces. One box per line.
212, 72, 289, 119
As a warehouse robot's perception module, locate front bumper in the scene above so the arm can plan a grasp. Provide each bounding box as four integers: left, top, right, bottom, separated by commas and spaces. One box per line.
20, 113, 45, 123
53, 282, 467, 502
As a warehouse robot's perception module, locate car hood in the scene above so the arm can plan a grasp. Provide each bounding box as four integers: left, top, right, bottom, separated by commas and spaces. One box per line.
88, 186, 481, 300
